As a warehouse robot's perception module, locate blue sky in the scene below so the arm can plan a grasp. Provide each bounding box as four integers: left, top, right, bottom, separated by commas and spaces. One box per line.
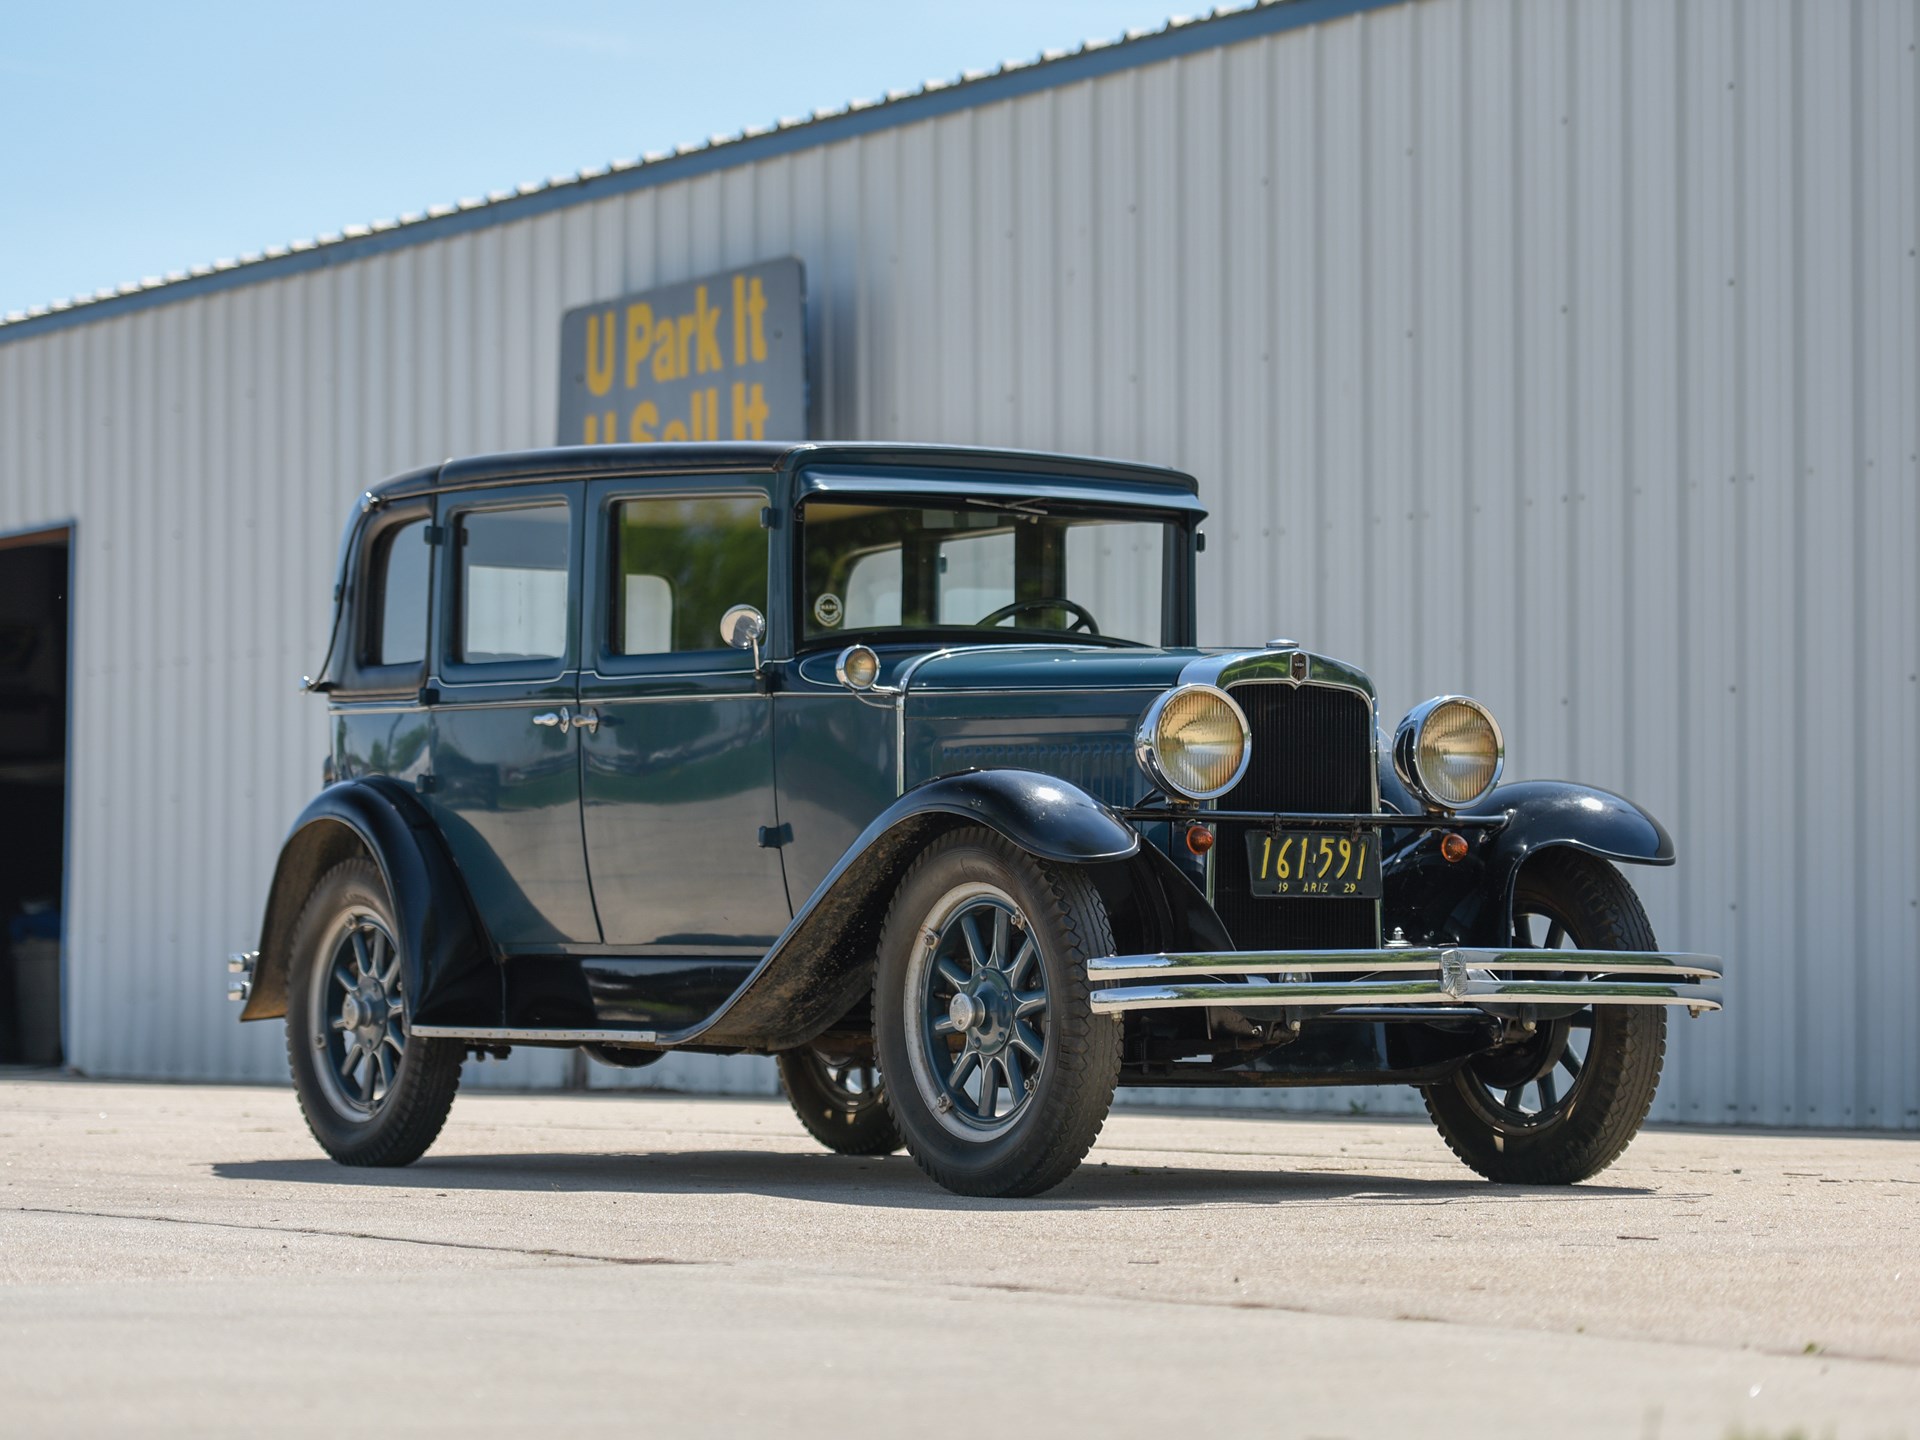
0, 1, 1168, 318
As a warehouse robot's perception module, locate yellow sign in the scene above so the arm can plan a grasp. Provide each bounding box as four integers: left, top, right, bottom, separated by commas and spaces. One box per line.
557, 258, 806, 445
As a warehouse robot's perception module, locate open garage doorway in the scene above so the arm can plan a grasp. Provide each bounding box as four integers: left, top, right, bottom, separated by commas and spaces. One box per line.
0, 526, 70, 1067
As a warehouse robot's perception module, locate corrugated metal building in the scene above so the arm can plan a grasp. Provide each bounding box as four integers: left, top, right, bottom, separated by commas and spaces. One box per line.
1, 0, 1914, 1127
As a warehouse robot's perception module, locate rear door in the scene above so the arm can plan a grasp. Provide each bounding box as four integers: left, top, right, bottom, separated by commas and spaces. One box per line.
577, 478, 790, 954
426, 481, 600, 947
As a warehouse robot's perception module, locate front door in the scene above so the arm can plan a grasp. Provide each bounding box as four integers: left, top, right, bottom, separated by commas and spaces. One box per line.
577, 480, 790, 954
426, 481, 600, 947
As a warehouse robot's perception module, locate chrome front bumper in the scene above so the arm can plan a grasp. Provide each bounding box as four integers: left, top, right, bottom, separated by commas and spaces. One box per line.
1088, 948, 1723, 1017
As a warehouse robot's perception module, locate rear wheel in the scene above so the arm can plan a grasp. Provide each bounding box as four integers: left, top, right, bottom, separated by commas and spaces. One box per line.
1422, 850, 1667, 1184
777, 1046, 901, 1156
285, 858, 463, 1166
874, 828, 1120, 1198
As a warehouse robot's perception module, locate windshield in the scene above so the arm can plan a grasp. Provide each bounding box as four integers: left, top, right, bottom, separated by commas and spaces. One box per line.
798, 499, 1175, 648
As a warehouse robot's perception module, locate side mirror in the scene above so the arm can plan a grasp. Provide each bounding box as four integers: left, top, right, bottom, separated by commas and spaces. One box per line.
719, 604, 766, 673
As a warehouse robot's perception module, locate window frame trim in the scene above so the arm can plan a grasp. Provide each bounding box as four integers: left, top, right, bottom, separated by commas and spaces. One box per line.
335, 500, 434, 700
584, 475, 775, 681
434, 484, 584, 688
792, 492, 1194, 652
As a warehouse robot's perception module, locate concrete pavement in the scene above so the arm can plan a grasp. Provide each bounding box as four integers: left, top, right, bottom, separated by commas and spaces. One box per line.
1, 1074, 1914, 1437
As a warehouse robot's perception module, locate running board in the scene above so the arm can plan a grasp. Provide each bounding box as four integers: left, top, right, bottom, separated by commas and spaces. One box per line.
409, 1025, 663, 1047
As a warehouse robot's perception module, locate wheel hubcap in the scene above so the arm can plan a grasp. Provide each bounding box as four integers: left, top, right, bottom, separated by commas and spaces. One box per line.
906, 883, 1050, 1139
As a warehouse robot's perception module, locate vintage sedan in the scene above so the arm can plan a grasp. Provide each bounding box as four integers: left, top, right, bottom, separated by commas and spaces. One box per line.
229, 442, 1721, 1197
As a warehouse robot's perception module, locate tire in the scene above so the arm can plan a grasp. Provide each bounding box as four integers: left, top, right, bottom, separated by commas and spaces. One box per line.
1422, 850, 1668, 1184
285, 858, 464, 1166
776, 1045, 902, 1156
873, 827, 1121, 1198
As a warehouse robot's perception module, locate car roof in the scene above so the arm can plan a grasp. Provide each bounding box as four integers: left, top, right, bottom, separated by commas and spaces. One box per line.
365, 441, 1201, 503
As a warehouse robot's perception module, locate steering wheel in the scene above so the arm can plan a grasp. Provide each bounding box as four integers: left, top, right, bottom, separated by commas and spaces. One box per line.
974, 597, 1101, 635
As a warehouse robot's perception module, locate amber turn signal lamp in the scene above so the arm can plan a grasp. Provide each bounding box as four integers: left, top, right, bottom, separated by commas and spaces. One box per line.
1185, 823, 1215, 857
1439, 831, 1470, 864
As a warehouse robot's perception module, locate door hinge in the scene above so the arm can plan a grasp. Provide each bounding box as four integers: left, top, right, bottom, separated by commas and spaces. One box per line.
422, 524, 447, 545
418, 685, 439, 707
760, 506, 780, 529
757, 823, 793, 848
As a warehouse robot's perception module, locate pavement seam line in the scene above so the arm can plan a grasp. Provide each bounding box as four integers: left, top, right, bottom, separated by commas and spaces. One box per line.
12, 1206, 695, 1269
11, 1206, 1918, 1374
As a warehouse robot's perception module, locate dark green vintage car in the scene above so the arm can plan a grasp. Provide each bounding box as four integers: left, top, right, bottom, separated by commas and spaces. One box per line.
230, 442, 1721, 1197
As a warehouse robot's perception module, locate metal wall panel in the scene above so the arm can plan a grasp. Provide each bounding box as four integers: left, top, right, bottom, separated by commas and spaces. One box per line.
1, 0, 1914, 1126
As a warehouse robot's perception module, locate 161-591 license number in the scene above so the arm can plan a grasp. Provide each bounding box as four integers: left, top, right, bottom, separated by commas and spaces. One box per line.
1244, 830, 1382, 899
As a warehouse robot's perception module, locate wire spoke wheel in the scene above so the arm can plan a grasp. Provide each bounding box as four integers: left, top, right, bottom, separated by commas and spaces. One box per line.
907, 882, 1051, 1139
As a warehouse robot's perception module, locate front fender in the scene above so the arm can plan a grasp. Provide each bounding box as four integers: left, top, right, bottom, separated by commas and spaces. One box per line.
682, 769, 1139, 1051
1384, 780, 1675, 947
238, 779, 496, 1028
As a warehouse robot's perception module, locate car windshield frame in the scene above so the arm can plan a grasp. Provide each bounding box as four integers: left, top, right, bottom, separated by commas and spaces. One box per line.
792, 491, 1195, 653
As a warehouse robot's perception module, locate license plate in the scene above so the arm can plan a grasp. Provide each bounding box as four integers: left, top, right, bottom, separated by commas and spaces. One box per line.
1244, 830, 1381, 899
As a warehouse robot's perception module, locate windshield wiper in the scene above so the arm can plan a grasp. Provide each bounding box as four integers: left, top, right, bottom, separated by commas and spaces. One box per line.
961, 496, 1051, 517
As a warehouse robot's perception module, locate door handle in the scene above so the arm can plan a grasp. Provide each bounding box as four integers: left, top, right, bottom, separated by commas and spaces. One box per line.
532, 708, 571, 732
572, 708, 600, 735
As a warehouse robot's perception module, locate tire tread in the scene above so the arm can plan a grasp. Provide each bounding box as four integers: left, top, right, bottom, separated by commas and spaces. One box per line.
1422, 850, 1668, 1185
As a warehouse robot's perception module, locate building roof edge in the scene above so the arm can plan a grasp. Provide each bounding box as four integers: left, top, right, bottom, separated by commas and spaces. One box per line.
0, 0, 1400, 349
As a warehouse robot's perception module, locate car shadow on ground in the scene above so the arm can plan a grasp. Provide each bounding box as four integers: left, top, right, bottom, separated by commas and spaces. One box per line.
210, 1149, 1656, 1211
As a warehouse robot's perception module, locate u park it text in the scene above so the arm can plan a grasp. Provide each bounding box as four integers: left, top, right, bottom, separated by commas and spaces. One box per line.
556, 258, 807, 446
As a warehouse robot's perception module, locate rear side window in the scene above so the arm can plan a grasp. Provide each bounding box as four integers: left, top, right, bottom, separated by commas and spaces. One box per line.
457, 504, 570, 663
610, 495, 766, 655
367, 518, 430, 668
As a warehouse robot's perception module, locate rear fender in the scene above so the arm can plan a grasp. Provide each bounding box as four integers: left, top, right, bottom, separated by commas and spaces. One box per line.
686, 769, 1139, 1051
239, 779, 497, 1028
1383, 780, 1675, 947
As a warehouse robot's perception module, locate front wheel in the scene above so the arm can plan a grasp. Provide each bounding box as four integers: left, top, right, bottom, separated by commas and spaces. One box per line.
285, 858, 463, 1166
1422, 850, 1668, 1184
874, 828, 1120, 1198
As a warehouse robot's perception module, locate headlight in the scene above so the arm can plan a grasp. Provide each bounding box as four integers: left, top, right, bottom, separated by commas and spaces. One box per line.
1135, 684, 1251, 801
1394, 696, 1504, 811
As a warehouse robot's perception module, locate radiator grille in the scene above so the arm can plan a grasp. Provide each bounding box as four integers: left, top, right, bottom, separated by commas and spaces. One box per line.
1212, 682, 1378, 951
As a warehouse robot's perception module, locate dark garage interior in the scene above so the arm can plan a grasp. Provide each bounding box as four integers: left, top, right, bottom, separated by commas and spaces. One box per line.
0, 529, 69, 1066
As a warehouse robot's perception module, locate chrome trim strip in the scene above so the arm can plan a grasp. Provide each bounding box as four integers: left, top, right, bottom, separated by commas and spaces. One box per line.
1084, 947, 1725, 1014
1091, 979, 1722, 1013
586, 692, 766, 706
902, 684, 1168, 696
1087, 948, 1724, 981
428, 667, 580, 691
409, 1025, 661, 1045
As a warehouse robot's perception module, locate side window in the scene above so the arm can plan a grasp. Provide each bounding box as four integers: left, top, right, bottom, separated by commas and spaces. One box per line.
610, 495, 766, 655
367, 518, 431, 668
457, 504, 570, 663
